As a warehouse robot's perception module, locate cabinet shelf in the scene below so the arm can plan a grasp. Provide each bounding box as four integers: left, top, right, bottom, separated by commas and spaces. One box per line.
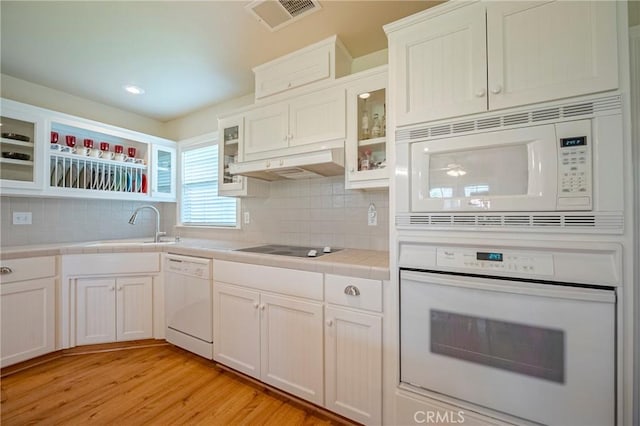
358, 136, 386, 147
50, 151, 147, 170
1, 138, 34, 148
0, 157, 34, 167
225, 139, 239, 146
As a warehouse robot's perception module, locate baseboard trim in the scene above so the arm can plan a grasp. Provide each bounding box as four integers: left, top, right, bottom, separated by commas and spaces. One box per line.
1, 339, 168, 378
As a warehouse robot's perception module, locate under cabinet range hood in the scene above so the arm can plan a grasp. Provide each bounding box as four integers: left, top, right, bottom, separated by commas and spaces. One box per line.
229, 148, 344, 181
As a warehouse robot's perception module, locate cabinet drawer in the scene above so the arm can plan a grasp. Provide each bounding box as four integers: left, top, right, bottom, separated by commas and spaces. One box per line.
214, 260, 323, 301
325, 274, 382, 312
0, 256, 56, 284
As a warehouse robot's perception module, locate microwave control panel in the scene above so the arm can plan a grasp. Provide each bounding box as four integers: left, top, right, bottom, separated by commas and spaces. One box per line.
436, 248, 554, 276
556, 120, 592, 209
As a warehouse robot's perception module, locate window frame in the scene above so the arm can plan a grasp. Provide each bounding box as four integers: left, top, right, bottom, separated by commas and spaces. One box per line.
176, 131, 240, 229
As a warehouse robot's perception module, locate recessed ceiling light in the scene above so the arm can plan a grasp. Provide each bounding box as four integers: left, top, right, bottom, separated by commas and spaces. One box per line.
359, 92, 371, 99
123, 85, 145, 95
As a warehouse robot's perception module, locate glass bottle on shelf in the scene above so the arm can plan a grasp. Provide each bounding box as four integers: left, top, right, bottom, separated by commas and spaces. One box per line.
371, 113, 381, 138
361, 109, 370, 140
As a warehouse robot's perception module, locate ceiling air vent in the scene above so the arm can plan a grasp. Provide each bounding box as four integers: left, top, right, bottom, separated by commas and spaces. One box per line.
246, 0, 321, 32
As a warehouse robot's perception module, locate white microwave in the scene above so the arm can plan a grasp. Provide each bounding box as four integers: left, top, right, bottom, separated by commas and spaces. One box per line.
399, 114, 624, 214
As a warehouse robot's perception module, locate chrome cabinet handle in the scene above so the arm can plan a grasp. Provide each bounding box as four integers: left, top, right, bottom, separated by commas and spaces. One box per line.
344, 285, 360, 296
0, 267, 13, 274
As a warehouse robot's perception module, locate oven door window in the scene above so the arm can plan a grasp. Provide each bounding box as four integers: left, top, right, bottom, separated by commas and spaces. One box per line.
430, 310, 564, 383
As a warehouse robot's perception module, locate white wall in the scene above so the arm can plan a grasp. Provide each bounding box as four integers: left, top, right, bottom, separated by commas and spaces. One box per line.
630, 1, 640, 26
1, 74, 167, 138
351, 49, 388, 74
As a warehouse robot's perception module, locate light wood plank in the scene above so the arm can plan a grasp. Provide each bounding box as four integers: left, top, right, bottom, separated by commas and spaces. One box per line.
1, 345, 353, 425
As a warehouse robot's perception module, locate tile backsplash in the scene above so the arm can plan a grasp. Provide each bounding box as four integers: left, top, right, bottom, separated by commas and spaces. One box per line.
0, 197, 171, 247
175, 176, 390, 251
1, 177, 389, 251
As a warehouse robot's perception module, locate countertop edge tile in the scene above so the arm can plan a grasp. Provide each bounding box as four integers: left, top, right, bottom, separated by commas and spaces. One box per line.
1, 239, 390, 280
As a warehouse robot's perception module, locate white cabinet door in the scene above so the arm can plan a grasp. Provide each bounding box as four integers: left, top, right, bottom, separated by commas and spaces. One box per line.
345, 70, 389, 189
218, 115, 245, 195
391, 2, 487, 126
76, 278, 116, 345
116, 276, 153, 341
325, 306, 382, 425
486, 1, 618, 110
151, 144, 176, 201
288, 87, 345, 148
0, 278, 55, 367
0, 99, 47, 192
260, 293, 324, 405
244, 103, 289, 157
213, 283, 261, 379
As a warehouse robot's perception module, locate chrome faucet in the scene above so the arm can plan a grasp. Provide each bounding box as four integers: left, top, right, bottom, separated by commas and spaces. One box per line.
128, 205, 166, 243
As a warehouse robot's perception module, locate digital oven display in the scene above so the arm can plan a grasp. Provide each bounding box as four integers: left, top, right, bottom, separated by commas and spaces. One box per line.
477, 252, 503, 262
560, 136, 587, 148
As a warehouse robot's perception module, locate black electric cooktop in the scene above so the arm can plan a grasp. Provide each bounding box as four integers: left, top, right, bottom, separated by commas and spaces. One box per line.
234, 244, 340, 258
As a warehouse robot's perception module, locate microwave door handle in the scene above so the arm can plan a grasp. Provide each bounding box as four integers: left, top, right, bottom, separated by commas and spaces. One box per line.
401, 270, 614, 304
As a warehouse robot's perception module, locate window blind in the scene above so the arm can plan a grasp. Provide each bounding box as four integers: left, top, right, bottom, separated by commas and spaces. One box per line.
181, 144, 237, 227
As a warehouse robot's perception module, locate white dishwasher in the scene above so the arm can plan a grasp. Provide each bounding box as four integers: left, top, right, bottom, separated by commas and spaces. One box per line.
164, 254, 213, 359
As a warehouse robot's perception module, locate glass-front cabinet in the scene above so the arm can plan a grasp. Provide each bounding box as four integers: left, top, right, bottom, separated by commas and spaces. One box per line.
218, 116, 243, 191
0, 99, 46, 191
0, 98, 177, 201
151, 144, 176, 201
345, 68, 389, 189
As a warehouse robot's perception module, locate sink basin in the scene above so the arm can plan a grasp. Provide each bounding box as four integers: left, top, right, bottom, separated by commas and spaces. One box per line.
83, 240, 176, 247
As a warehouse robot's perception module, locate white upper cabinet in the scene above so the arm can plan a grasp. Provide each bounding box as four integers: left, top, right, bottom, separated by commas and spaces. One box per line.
243, 88, 345, 161
386, 0, 619, 126
288, 87, 345, 148
244, 102, 290, 156
150, 144, 176, 201
486, 1, 618, 110
253, 35, 351, 100
0, 98, 177, 201
345, 67, 390, 190
390, 2, 488, 125
0, 99, 47, 192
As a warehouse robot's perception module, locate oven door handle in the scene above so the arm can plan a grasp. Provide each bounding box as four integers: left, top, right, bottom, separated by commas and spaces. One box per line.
400, 270, 615, 304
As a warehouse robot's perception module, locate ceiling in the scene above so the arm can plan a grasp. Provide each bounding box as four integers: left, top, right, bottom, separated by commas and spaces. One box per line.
1, 1, 440, 122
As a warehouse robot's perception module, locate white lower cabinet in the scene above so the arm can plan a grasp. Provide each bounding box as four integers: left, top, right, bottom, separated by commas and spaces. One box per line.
76, 276, 153, 345
213, 262, 385, 421
213, 260, 325, 405
260, 292, 323, 404
0, 256, 57, 368
325, 306, 382, 425
1, 278, 56, 367
324, 274, 383, 425
213, 283, 261, 377
214, 282, 324, 405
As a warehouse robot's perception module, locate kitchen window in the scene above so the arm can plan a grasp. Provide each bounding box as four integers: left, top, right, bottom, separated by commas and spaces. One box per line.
180, 140, 238, 227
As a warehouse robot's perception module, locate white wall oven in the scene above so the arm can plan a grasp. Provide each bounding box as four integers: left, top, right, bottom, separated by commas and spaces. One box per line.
395, 95, 625, 232
398, 242, 619, 426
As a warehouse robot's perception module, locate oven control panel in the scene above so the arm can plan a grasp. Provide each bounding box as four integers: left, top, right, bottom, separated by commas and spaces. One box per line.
436, 248, 554, 276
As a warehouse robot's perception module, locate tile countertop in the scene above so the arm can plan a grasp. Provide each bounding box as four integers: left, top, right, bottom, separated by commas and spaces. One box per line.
0, 238, 390, 281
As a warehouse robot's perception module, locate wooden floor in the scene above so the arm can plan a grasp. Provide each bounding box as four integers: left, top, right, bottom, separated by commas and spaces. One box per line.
0, 345, 351, 425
